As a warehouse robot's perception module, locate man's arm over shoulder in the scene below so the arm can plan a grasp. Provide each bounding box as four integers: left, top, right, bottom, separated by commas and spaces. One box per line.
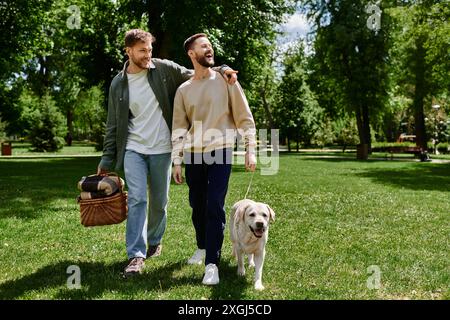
153, 58, 193, 87
155, 58, 237, 85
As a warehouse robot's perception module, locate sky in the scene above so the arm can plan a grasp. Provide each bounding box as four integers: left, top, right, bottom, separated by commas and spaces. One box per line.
274, 10, 313, 75
277, 11, 313, 56
281, 11, 311, 40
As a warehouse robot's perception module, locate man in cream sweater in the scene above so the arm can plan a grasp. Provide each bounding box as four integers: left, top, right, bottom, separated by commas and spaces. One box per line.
172, 33, 257, 285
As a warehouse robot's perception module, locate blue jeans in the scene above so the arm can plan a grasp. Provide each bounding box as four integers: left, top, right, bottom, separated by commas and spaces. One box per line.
124, 150, 171, 259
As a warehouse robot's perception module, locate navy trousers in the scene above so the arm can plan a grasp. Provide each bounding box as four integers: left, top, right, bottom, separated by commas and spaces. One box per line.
185, 148, 232, 266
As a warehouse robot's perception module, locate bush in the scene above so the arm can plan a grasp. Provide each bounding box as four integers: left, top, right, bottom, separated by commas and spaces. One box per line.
311, 119, 335, 147
333, 117, 359, 151
73, 85, 106, 151
372, 142, 417, 152
19, 91, 66, 152
437, 142, 449, 154
372, 142, 417, 148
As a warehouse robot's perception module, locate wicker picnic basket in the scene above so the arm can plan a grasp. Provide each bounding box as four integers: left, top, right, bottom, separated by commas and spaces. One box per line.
77, 173, 128, 227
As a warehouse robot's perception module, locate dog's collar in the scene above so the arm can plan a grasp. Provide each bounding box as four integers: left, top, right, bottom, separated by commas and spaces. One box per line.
249, 226, 263, 238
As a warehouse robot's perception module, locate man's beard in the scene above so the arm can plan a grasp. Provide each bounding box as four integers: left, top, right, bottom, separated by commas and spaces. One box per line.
132, 56, 151, 69
196, 54, 214, 68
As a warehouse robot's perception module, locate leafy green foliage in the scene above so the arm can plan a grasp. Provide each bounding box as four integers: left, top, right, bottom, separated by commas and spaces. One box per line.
0, 0, 448, 151
18, 91, 66, 152
0, 0, 53, 83
73, 85, 106, 150
333, 116, 360, 150
134, 0, 296, 86
0, 0, 53, 133
275, 42, 324, 147
305, 0, 392, 158
387, 1, 450, 149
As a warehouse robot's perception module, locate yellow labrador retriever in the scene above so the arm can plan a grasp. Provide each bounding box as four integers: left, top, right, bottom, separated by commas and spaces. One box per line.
230, 199, 275, 290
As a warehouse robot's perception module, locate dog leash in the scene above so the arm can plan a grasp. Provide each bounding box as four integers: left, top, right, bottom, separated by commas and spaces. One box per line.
244, 170, 255, 199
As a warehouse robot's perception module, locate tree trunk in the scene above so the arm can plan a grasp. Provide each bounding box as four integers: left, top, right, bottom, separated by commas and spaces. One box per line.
341, 52, 371, 160
36, 56, 50, 97
66, 110, 73, 146
260, 75, 275, 129
362, 104, 372, 154
147, 2, 171, 59
355, 107, 369, 160
413, 36, 428, 151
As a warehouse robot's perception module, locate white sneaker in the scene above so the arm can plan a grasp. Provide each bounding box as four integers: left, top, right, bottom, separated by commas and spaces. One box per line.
187, 248, 205, 265
202, 263, 219, 285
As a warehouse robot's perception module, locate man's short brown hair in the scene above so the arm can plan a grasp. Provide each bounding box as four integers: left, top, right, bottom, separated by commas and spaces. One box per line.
125, 29, 155, 48
183, 33, 208, 53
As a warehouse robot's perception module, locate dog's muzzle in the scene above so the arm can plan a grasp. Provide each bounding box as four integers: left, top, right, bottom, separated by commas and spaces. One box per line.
249, 225, 265, 238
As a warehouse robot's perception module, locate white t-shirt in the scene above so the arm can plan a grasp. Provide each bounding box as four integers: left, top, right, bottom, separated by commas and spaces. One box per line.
126, 69, 172, 155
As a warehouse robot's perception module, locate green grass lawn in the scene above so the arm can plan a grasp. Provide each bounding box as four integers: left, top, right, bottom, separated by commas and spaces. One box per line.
0, 154, 448, 300
9, 141, 102, 156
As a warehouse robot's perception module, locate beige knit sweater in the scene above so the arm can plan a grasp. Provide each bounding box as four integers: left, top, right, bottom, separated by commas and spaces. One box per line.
171, 72, 256, 165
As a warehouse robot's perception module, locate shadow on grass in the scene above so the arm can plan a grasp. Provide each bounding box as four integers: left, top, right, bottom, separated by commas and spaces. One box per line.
0, 258, 248, 300
357, 164, 450, 191
210, 258, 249, 300
0, 157, 103, 220
299, 156, 388, 163
287, 154, 450, 191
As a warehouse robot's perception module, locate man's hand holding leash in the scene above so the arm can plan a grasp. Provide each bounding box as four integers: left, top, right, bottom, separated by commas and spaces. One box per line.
245, 151, 257, 172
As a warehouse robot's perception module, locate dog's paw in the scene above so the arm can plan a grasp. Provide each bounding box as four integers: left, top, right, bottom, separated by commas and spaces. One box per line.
237, 267, 246, 276
248, 255, 255, 267
254, 281, 265, 291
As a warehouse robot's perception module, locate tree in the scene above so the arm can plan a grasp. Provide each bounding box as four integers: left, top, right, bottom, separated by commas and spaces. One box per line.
0, 0, 53, 83
275, 42, 323, 150
2, 0, 132, 140
333, 116, 360, 152
388, 0, 450, 150
27, 0, 126, 140
0, 0, 53, 134
1, 0, 295, 141
73, 85, 106, 150
124, 0, 296, 132
304, 0, 391, 159
245, 44, 279, 130
120, 0, 295, 88
18, 90, 66, 152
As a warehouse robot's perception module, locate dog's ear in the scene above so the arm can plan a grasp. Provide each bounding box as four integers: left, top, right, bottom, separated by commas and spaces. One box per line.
234, 203, 248, 224
266, 205, 275, 222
